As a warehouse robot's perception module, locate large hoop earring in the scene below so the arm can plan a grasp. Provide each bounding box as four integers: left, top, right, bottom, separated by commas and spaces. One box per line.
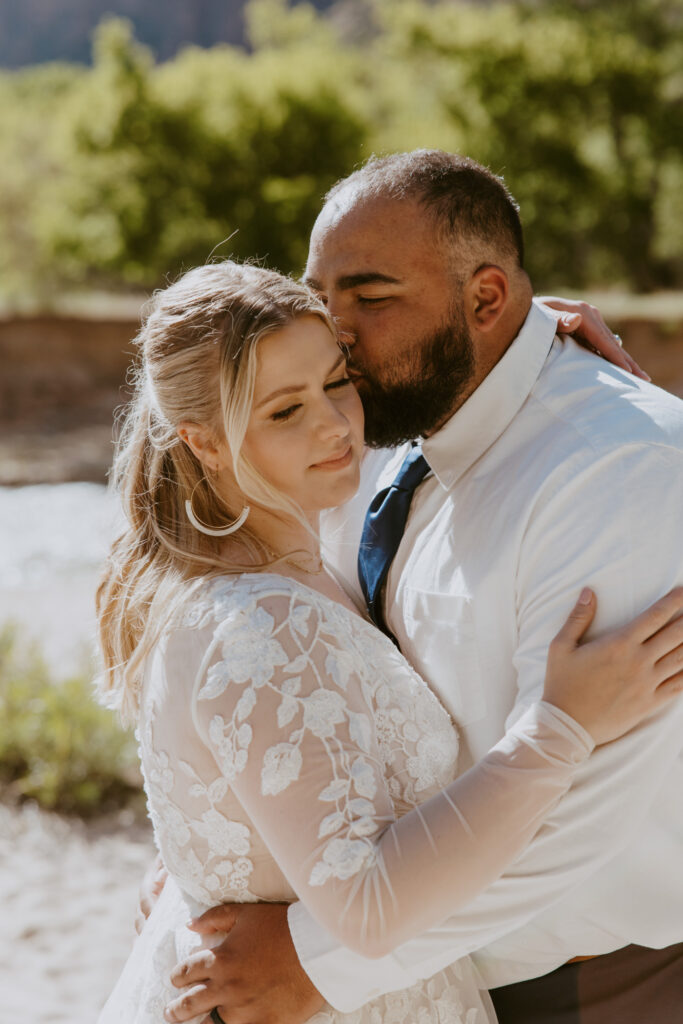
185, 482, 250, 537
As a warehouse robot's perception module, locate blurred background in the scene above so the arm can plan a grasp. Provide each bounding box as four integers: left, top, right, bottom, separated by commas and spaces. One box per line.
1, 1, 682, 1020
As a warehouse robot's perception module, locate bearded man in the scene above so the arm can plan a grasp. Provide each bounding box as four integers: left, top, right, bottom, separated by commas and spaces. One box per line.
163, 151, 683, 1024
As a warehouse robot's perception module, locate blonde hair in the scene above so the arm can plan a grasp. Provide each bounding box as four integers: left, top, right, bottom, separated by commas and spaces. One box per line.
97, 261, 333, 722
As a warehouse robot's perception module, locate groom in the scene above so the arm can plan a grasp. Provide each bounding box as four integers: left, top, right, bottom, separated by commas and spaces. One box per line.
165, 151, 683, 1023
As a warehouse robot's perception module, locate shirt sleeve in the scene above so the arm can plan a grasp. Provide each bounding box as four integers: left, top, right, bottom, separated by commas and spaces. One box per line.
190, 587, 593, 962
290, 441, 683, 1009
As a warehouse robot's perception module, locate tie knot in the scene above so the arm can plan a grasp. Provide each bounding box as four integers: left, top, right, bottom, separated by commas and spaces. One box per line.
392, 447, 431, 492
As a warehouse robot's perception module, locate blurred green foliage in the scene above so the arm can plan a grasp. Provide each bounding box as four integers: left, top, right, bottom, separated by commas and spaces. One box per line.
0, 625, 142, 817
0, 0, 682, 297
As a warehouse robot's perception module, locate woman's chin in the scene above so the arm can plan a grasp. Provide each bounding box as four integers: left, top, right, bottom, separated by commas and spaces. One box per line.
305, 465, 361, 513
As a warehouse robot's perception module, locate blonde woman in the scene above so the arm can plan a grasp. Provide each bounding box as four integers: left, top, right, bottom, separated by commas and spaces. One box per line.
98, 262, 683, 1024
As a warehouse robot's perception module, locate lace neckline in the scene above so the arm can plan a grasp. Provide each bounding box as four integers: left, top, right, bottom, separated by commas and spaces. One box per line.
202, 570, 399, 653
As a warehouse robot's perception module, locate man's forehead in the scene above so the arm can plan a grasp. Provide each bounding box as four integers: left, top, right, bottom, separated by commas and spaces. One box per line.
315, 190, 423, 234
306, 193, 432, 282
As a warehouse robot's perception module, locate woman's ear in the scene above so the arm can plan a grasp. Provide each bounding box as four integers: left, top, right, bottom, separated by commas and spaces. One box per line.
465, 265, 509, 332
177, 422, 229, 473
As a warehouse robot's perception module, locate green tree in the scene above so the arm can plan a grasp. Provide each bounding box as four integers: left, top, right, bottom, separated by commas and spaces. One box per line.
39, 15, 368, 288
1, 1, 681, 296
373, 0, 683, 289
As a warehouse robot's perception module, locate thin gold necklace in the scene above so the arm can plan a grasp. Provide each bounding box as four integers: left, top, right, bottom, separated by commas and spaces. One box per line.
265, 547, 324, 576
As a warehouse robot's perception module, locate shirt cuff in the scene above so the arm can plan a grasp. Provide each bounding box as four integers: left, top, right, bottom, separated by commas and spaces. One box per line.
288, 902, 411, 1013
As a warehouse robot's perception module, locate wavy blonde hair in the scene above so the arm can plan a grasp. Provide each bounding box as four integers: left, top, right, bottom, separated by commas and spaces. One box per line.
97, 261, 333, 722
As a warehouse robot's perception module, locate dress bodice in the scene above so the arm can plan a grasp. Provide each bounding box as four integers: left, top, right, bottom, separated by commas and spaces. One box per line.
140, 574, 461, 912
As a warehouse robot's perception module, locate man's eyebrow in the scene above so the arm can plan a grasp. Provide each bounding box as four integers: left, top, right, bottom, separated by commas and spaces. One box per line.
303, 272, 401, 292
255, 352, 346, 408
337, 272, 401, 290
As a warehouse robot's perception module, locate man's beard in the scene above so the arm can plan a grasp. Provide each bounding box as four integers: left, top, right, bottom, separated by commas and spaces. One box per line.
353, 309, 475, 448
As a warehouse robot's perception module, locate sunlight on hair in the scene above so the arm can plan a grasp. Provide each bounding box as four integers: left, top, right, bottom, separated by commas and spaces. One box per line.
97, 261, 333, 723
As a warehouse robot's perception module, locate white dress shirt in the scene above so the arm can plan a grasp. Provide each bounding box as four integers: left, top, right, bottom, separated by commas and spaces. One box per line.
287, 300, 683, 1011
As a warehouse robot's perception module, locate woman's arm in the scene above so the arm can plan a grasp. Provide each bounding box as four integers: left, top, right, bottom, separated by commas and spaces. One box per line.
190, 586, 683, 959
165, 584, 683, 1024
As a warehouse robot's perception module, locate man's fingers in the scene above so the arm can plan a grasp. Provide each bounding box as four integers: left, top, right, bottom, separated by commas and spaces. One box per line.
170, 949, 217, 988
632, 587, 683, 643
164, 983, 215, 1023
188, 904, 239, 935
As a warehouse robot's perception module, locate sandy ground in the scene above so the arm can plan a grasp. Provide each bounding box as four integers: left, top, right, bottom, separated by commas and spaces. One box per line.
0, 801, 155, 1022
0, 486, 158, 1022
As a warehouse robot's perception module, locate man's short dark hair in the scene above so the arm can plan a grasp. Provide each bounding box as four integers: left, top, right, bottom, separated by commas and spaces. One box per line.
326, 149, 524, 267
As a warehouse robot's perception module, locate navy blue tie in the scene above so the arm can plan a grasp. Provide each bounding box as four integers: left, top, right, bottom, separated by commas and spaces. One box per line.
358, 447, 431, 641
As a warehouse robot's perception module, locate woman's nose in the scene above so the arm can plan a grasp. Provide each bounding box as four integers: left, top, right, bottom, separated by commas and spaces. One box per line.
318, 395, 350, 438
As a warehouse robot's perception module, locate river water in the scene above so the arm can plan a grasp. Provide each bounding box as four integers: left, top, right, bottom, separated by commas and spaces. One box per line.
0, 483, 123, 676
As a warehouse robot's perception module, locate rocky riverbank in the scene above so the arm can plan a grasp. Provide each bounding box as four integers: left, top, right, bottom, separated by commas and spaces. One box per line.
0, 308, 139, 485
1, 296, 683, 486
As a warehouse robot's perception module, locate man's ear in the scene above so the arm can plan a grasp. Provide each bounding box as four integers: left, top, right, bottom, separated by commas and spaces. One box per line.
177, 422, 230, 473
465, 265, 509, 332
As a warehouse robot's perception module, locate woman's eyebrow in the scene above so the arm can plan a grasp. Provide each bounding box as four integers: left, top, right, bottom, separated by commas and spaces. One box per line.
255, 353, 346, 408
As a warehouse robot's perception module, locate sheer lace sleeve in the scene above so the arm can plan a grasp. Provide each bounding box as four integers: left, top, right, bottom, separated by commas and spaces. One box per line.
190, 581, 593, 959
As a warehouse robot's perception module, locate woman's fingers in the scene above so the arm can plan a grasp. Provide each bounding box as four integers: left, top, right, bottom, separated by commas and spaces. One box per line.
551, 587, 596, 648
645, 612, 683, 664
539, 296, 651, 381
626, 587, 683, 644
624, 352, 651, 381
654, 671, 683, 708
653, 644, 683, 687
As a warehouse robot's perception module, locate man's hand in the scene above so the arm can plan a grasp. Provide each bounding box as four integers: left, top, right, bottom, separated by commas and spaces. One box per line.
135, 853, 168, 935
538, 296, 650, 381
164, 903, 325, 1024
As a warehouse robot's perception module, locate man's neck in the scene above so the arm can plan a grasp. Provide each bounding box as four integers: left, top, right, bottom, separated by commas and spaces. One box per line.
426, 293, 533, 435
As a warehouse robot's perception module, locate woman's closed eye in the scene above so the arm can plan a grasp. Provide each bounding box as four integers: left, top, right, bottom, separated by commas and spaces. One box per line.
271, 403, 301, 422
325, 376, 353, 391
270, 378, 351, 422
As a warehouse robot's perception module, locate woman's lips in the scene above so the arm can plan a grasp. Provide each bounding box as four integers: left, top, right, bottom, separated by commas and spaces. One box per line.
311, 445, 353, 470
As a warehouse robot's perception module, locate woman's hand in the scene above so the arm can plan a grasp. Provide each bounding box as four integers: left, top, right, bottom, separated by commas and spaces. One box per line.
135, 852, 168, 935
538, 296, 650, 382
543, 587, 683, 745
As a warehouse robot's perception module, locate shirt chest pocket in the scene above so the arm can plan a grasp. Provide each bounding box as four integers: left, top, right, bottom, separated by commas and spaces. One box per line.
402, 588, 487, 726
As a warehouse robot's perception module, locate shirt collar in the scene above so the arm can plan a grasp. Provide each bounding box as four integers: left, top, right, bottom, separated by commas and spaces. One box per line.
421, 300, 558, 490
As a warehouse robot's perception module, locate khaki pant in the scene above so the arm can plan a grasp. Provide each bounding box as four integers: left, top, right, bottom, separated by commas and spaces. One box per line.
489, 942, 683, 1023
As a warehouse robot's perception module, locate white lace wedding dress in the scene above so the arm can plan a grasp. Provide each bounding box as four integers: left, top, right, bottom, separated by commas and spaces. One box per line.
99, 573, 593, 1024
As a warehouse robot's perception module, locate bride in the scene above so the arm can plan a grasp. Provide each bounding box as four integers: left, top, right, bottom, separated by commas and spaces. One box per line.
97, 261, 683, 1024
